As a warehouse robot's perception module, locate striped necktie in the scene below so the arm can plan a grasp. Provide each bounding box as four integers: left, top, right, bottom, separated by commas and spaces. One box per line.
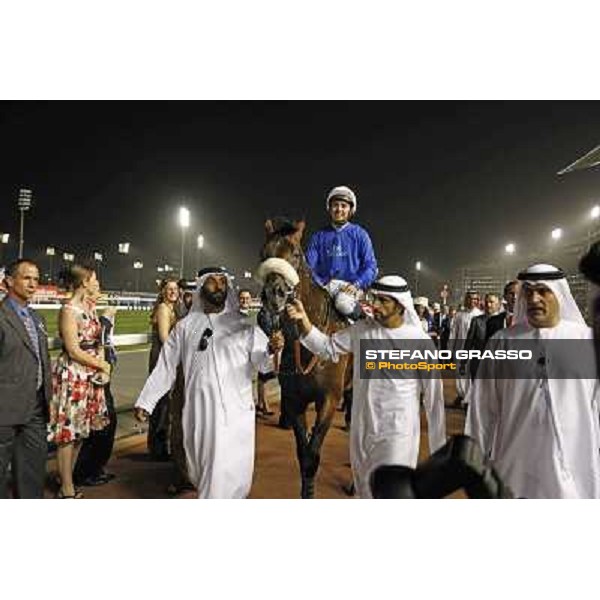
22, 310, 43, 389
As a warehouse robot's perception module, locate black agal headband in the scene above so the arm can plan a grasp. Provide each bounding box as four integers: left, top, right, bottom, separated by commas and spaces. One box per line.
371, 281, 410, 293
197, 266, 229, 278
517, 267, 565, 281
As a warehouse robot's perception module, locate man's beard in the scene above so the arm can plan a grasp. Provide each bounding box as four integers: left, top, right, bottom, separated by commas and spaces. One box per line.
202, 289, 227, 307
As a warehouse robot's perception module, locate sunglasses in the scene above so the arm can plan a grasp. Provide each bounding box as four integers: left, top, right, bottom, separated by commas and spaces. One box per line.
198, 328, 213, 351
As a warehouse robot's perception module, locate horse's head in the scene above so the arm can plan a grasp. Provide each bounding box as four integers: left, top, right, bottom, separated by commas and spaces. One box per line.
261, 218, 306, 272
262, 272, 296, 316
259, 218, 305, 318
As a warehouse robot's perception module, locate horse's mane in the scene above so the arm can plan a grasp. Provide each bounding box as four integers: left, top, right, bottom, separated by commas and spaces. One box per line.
266, 217, 302, 238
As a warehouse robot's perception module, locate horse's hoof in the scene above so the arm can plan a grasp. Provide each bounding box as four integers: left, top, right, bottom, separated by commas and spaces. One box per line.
301, 480, 315, 499
342, 483, 355, 497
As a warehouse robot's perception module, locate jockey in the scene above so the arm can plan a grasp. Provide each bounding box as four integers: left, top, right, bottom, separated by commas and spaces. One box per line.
305, 185, 378, 319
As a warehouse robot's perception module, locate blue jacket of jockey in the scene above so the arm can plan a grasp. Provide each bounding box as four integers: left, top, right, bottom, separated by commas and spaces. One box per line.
305, 221, 378, 290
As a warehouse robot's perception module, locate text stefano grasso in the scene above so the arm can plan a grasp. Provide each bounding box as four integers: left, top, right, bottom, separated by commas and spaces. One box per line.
363, 349, 533, 361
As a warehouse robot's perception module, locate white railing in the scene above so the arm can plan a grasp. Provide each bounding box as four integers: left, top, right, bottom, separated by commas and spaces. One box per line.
31, 303, 152, 311
48, 333, 150, 350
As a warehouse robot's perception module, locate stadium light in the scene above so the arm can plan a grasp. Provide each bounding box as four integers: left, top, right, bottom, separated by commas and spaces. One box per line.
0, 233, 10, 267
63, 253, 74, 262
414, 261, 422, 295
179, 207, 190, 228
551, 227, 563, 241
179, 207, 190, 278
91, 252, 103, 280
505, 243, 516, 255
133, 261, 143, 292
45, 247, 56, 283
591, 205, 600, 220
196, 233, 205, 273
117, 244, 131, 291
17, 188, 33, 259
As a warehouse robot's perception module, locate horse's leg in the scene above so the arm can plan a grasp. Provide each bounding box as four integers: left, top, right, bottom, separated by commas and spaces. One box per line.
309, 391, 338, 460
291, 411, 308, 463
342, 386, 352, 431
280, 377, 312, 498
298, 390, 339, 499
290, 410, 313, 499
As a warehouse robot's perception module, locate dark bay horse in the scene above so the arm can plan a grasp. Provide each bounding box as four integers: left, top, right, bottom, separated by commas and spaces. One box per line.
260, 218, 351, 498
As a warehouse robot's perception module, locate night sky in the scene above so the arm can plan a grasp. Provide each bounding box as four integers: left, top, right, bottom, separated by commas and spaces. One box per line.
1, 101, 600, 296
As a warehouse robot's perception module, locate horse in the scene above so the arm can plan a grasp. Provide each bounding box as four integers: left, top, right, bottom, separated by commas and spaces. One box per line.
259, 218, 352, 498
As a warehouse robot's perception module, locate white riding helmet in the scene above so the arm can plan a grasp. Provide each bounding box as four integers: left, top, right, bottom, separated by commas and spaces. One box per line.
326, 185, 357, 215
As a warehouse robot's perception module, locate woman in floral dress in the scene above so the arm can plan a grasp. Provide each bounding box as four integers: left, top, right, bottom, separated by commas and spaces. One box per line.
48, 263, 111, 498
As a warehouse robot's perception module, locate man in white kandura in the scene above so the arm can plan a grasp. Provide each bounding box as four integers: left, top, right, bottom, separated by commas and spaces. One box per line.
465, 263, 600, 499
286, 275, 446, 498
134, 267, 283, 499
449, 290, 483, 405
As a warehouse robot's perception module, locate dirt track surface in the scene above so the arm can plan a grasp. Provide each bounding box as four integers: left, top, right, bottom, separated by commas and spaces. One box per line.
44, 379, 465, 499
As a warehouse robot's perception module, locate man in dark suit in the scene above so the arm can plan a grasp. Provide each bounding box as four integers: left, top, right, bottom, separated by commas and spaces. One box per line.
462, 293, 501, 382
439, 305, 455, 351
0, 259, 52, 498
431, 302, 444, 347
485, 280, 520, 340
